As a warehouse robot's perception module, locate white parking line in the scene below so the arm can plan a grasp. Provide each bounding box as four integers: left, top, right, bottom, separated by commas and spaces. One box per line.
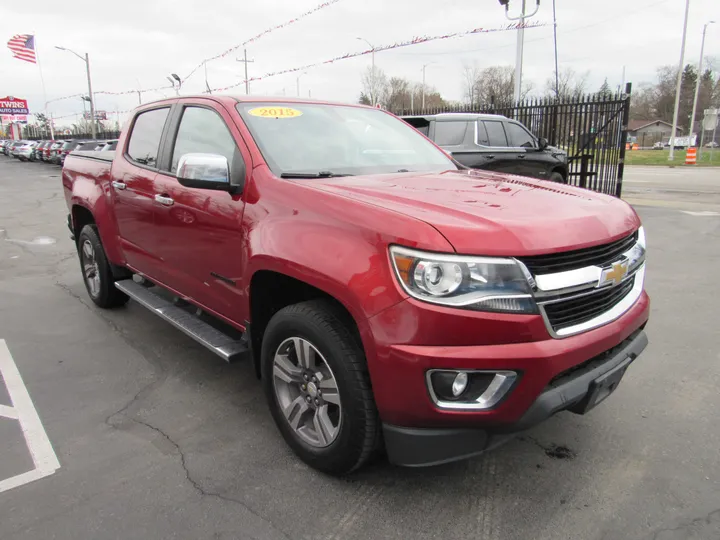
0, 339, 60, 493
682, 211, 720, 217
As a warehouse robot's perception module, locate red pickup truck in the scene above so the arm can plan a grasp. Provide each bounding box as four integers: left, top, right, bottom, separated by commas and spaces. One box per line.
62, 96, 649, 474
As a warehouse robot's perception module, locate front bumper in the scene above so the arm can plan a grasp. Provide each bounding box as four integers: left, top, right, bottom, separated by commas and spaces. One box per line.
384, 328, 648, 466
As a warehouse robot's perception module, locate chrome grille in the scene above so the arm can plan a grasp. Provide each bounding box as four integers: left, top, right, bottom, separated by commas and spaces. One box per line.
541, 277, 635, 333
520, 232, 638, 275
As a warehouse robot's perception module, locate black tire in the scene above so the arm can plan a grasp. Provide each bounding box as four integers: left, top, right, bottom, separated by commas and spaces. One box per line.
549, 171, 567, 184
77, 224, 129, 308
261, 300, 380, 475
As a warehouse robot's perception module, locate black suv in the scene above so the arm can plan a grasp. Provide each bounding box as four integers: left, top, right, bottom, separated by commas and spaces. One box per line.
402, 113, 569, 183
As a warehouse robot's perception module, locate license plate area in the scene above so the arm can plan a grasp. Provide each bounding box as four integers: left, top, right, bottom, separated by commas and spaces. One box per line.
570, 356, 634, 415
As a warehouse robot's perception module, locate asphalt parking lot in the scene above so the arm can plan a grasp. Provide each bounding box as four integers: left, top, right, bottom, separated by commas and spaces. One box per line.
1, 158, 719, 540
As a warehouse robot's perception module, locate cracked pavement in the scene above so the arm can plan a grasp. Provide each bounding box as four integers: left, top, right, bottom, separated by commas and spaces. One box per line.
1, 158, 719, 539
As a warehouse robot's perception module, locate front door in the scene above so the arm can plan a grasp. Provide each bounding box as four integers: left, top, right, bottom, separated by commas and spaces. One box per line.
151, 103, 250, 321
504, 121, 546, 179
112, 106, 172, 272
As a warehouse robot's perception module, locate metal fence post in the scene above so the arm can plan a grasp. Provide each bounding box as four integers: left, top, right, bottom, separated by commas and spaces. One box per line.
616, 83, 632, 197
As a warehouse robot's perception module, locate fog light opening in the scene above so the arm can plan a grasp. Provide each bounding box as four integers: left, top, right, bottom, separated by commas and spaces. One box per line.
452, 372, 468, 397
427, 370, 518, 410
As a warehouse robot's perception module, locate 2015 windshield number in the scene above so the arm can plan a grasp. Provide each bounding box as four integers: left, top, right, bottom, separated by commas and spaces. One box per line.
249, 107, 303, 119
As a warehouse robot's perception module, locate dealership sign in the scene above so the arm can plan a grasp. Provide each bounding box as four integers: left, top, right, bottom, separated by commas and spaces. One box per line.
0, 96, 29, 115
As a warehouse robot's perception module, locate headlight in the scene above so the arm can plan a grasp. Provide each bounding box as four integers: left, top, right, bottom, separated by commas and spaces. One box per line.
389, 246, 537, 313
624, 226, 646, 273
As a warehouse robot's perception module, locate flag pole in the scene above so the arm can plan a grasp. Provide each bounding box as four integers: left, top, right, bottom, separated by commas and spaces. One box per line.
33, 33, 54, 139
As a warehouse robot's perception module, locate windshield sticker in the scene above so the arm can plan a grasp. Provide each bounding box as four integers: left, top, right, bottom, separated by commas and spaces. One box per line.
248, 107, 303, 119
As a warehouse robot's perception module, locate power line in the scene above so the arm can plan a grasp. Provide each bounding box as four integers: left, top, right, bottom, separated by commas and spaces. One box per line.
388, 0, 671, 57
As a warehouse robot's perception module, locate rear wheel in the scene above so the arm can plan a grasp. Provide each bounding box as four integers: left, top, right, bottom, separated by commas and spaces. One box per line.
77, 225, 129, 308
261, 300, 379, 475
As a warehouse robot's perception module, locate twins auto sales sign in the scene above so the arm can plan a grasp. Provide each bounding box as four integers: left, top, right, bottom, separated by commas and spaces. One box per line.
0, 96, 29, 115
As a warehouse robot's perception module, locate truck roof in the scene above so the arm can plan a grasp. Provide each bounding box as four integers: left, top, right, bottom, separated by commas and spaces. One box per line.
401, 113, 508, 122
133, 95, 375, 110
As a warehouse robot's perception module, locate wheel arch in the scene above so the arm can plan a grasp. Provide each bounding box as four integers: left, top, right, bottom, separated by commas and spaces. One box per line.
248, 269, 369, 379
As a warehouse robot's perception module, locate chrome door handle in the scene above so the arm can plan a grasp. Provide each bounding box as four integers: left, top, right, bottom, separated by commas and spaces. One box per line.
517, 155, 526, 159
111, 181, 127, 190
154, 194, 174, 206
483, 155, 495, 159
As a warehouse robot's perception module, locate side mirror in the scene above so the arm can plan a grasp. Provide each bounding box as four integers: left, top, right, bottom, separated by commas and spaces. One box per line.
176, 153, 236, 192
538, 137, 549, 151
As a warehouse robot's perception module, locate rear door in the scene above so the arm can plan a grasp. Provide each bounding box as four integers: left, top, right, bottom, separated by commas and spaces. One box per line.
480, 120, 524, 175
111, 106, 172, 272
151, 101, 250, 320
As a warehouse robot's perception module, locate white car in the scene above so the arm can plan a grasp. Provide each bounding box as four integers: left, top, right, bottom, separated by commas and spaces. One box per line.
17, 141, 38, 162
706, 141, 719, 148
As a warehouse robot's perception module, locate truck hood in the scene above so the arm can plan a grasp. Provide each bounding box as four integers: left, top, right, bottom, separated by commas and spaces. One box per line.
305, 170, 640, 256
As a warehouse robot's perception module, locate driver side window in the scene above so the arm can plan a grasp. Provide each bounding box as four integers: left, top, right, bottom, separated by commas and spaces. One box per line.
506, 122, 537, 148
171, 107, 237, 174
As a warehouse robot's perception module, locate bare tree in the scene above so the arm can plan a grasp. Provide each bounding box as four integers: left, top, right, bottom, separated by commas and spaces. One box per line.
462, 64, 482, 105
361, 65, 389, 107
546, 68, 589, 100
462, 65, 532, 106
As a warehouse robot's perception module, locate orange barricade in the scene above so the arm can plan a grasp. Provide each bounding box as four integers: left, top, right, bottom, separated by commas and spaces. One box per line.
686, 147, 697, 165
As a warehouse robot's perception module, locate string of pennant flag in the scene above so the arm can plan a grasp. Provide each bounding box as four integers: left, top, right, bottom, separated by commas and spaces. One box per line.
206, 22, 542, 93
182, 0, 344, 83
44, 21, 542, 107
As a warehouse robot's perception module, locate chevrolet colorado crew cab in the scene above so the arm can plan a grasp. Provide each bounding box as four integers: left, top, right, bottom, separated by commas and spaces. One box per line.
62, 96, 649, 475
402, 113, 569, 183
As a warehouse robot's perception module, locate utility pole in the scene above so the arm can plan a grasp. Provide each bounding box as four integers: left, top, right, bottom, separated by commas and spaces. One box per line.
136, 79, 143, 105
669, 0, 691, 161
236, 49, 255, 95
502, 0, 540, 103
689, 21, 715, 148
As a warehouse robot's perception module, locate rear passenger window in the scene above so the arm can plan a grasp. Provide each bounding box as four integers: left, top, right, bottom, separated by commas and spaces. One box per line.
434, 121, 469, 146
127, 107, 170, 167
476, 121, 490, 146
484, 121, 508, 147
170, 107, 237, 173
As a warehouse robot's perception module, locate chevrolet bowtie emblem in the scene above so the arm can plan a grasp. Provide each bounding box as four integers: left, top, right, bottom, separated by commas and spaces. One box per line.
599, 260, 629, 287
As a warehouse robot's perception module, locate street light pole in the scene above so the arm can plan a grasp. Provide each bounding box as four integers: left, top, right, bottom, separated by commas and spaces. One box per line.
669, 0, 691, 161
55, 46, 97, 139
503, 0, 540, 103
85, 53, 97, 139
296, 72, 306, 97
689, 21, 715, 149
421, 63, 434, 110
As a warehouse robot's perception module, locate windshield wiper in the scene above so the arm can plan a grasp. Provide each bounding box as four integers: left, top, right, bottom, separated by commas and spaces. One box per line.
280, 171, 353, 179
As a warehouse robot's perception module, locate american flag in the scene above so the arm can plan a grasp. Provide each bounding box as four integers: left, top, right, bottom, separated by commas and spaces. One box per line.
7, 34, 37, 64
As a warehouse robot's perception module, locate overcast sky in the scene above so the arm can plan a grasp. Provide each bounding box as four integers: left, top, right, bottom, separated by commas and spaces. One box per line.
2, 0, 719, 127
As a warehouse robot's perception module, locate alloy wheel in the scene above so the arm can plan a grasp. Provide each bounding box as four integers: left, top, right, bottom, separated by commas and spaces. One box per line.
272, 337, 342, 448
81, 239, 101, 298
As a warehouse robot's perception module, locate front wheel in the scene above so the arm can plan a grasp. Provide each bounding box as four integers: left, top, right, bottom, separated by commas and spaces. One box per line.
261, 300, 380, 475
77, 225, 129, 308
549, 171, 567, 184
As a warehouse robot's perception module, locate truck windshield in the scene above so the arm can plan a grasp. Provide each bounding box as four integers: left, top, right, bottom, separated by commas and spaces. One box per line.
236, 103, 456, 177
